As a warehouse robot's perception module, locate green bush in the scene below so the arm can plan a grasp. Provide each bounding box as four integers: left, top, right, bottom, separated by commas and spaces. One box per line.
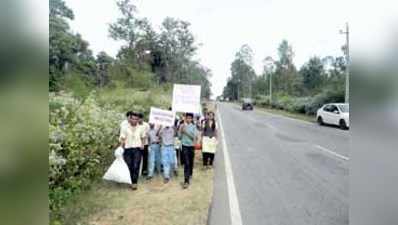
254, 95, 270, 106
49, 92, 122, 220
304, 89, 344, 115
49, 87, 173, 222
96, 87, 172, 118
253, 89, 344, 115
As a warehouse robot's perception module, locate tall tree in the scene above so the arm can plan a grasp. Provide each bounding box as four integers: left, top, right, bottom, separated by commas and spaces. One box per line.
158, 17, 197, 83
109, 0, 138, 49
299, 56, 325, 94
96, 52, 114, 87
225, 45, 257, 100
274, 40, 297, 95
49, 0, 95, 91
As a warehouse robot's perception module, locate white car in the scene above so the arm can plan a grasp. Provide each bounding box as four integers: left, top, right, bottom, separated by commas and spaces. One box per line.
316, 103, 349, 129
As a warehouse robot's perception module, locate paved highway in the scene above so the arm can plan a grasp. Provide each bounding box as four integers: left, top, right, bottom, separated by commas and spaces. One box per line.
209, 102, 349, 225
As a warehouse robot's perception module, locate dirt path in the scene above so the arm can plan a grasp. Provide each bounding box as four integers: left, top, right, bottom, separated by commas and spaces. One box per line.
61, 155, 214, 225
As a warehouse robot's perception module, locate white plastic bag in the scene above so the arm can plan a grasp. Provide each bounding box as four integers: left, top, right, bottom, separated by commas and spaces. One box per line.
103, 147, 132, 184
202, 137, 218, 153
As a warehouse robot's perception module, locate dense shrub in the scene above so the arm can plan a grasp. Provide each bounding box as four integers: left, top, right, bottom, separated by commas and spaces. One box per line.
254, 89, 344, 115
49, 88, 172, 221
254, 95, 270, 106
96, 87, 172, 119
304, 89, 344, 115
49, 92, 122, 217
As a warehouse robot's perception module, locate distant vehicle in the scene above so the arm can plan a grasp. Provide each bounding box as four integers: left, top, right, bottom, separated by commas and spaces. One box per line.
241, 98, 254, 110
316, 103, 349, 129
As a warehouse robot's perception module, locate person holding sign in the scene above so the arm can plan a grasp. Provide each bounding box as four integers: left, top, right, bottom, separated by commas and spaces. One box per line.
119, 112, 145, 190
159, 125, 176, 184
146, 123, 161, 180
178, 113, 198, 189
201, 112, 218, 169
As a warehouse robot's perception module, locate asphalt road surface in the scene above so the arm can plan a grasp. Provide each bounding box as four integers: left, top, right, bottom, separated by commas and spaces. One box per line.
209, 102, 349, 225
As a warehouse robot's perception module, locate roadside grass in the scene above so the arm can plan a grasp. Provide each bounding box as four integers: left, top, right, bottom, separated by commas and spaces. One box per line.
231, 102, 315, 123
59, 153, 214, 225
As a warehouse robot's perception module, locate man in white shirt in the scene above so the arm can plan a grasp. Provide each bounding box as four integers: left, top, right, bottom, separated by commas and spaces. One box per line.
120, 111, 133, 131
119, 112, 145, 190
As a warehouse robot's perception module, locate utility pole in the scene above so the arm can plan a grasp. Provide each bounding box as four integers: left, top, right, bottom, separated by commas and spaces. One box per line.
237, 79, 240, 101
269, 72, 272, 104
340, 22, 350, 103
264, 56, 275, 105
249, 79, 252, 98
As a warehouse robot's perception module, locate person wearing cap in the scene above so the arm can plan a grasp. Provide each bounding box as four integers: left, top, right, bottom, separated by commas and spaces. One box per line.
178, 113, 198, 189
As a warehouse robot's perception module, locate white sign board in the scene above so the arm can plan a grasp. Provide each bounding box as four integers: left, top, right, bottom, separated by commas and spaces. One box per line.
172, 84, 201, 113
148, 107, 175, 127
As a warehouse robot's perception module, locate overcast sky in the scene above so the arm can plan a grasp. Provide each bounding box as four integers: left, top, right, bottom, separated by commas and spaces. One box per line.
62, 0, 394, 97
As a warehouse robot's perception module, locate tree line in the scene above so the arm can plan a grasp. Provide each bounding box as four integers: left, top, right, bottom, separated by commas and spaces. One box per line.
49, 0, 212, 98
222, 41, 347, 114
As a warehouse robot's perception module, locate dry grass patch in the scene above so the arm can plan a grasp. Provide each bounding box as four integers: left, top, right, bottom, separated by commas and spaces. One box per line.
60, 154, 214, 225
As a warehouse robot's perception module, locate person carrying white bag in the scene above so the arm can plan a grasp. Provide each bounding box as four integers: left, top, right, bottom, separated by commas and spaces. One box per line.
103, 146, 132, 184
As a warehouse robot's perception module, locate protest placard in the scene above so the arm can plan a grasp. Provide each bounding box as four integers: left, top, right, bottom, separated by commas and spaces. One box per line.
172, 84, 201, 113
148, 107, 175, 127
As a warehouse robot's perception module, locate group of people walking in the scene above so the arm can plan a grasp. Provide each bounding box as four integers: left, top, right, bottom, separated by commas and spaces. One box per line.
118, 109, 217, 190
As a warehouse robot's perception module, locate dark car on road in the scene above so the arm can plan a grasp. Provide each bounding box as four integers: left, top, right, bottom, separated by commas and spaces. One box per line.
241, 98, 254, 110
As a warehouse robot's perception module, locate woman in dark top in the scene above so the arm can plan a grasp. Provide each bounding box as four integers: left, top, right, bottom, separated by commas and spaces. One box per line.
201, 111, 217, 169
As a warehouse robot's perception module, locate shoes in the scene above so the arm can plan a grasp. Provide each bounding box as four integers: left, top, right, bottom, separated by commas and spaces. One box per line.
164, 178, 170, 184
183, 182, 189, 189
146, 176, 153, 181
131, 184, 138, 190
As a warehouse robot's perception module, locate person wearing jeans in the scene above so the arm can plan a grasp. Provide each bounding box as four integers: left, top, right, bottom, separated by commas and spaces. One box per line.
147, 123, 161, 180
119, 112, 145, 190
159, 125, 176, 183
161, 144, 175, 182
178, 113, 198, 189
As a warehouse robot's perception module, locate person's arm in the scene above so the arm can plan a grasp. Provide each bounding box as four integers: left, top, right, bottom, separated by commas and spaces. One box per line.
140, 138, 145, 149
119, 127, 127, 148
193, 126, 199, 144
201, 122, 205, 138
156, 125, 163, 136
140, 127, 145, 149
214, 128, 218, 139
183, 126, 195, 140
158, 127, 163, 143
178, 123, 184, 138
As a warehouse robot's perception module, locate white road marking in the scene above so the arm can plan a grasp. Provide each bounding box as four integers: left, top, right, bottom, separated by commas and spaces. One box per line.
314, 145, 349, 161
217, 108, 243, 225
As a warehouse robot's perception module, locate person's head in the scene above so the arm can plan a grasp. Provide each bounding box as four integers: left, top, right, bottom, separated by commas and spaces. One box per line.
204, 112, 209, 120
168, 106, 172, 111
149, 123, 155, 129
208, 111, 215, 120
126, 111, 133, 119
185, 113, 194, 124
129, 112, 140, 126
138, 112, 144, 124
